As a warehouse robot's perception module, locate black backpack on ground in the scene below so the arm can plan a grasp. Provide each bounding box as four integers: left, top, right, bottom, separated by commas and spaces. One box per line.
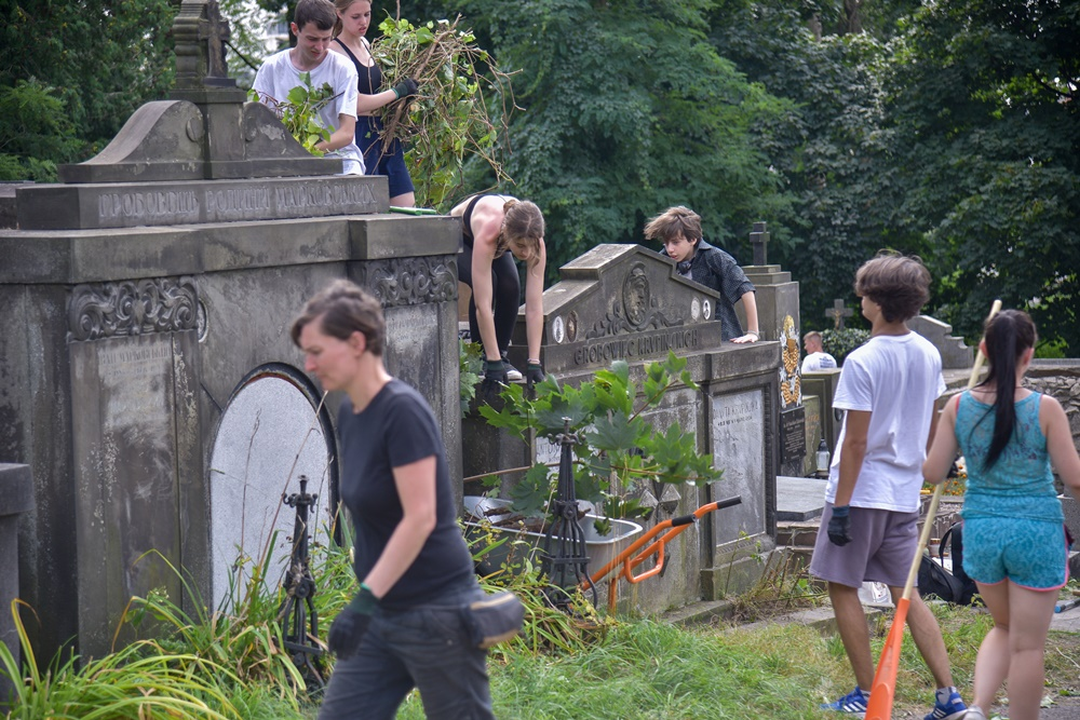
918, 522, 979, 605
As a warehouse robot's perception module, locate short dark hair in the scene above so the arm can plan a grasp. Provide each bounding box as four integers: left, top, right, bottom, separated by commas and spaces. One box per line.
294, 0, 336, 32
643, 206, 703, 245
291, 279, 385, 356
853, 251, 930, 323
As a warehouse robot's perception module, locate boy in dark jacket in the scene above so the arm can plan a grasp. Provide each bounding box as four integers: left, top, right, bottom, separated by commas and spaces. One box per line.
645, 206, 759, 342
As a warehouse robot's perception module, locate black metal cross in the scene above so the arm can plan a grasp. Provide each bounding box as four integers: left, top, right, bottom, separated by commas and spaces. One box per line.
826, 299, 854, 330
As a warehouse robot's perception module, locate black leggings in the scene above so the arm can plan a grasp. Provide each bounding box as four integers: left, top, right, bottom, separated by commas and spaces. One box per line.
457, 244, 520, 356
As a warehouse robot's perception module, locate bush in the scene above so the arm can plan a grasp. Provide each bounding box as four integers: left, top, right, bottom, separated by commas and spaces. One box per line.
820, 328, 870, 365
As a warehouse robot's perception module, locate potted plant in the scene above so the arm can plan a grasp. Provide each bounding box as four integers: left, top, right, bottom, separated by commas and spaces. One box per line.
465, 351, 723, 574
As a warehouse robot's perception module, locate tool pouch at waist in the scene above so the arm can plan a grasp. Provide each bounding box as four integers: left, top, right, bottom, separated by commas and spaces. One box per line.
462, 591, 525, 649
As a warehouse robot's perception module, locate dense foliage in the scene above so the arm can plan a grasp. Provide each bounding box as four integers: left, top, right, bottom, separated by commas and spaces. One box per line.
4, 0, 1077, 350
0, 0, 178, 180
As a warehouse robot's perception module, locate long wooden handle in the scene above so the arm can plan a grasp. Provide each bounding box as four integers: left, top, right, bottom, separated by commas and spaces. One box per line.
899, 298, 1002, 602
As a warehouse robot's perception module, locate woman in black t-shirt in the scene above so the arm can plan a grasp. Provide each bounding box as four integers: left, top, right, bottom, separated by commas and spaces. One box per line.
292, 280, 494, 720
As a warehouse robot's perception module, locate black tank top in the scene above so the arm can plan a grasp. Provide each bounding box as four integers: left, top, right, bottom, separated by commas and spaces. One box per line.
333, 37, 382, 95
460, 194, 485, 247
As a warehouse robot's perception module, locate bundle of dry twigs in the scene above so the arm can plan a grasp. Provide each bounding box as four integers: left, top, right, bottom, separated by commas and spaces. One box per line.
370, 15, 517, 209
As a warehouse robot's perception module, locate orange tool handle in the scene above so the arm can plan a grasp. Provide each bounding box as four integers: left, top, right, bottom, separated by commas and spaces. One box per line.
587, 496, 742, 587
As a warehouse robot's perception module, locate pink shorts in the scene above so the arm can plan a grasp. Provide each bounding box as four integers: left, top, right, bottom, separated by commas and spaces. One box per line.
809, 503, 920, 589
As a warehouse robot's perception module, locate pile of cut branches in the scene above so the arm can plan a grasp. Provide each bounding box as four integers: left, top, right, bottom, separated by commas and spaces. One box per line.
371, 15, 516, 209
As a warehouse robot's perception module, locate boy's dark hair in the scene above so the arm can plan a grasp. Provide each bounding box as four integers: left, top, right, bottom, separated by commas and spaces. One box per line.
291, 279, 386, 356
294, 0, 336, 32
644, 206, 703, 244
853, 251, 930, 323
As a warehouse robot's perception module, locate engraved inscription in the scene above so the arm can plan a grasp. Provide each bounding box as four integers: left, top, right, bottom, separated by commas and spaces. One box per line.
98, 190, 201, 223
92, 180, 379, 226
573, 327, 700, 366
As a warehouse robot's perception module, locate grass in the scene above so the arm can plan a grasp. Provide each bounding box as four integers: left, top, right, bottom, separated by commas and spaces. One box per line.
5, 533, 1078, 719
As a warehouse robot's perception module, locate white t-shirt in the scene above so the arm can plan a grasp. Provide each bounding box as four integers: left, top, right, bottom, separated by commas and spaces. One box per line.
824, 332, 945, 512
801, 351, 837, 373
253, 48, 363, 174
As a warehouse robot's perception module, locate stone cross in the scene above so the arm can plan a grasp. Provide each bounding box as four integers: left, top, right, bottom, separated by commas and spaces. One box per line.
826, 298, 854, 330
750, 221, 769, 266
172, 0, 235, 89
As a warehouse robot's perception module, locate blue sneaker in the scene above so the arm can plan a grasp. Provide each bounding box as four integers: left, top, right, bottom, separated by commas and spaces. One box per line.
923, 688, 967, 720
821, 686, 869, 716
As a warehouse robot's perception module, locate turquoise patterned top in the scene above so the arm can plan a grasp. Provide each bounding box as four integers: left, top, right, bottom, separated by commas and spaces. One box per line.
956, 391, 1064, 522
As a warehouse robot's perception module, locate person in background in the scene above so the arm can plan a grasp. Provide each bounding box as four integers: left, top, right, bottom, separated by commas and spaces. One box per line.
450, 193, 547, 394
802, 330, 838, 373
292, 279, 494, 720
253, 0, 364, 175
924, 310, 1080, 720
330, 0, 419, 206
644, 206, 759, 343
809, 252, 967, 720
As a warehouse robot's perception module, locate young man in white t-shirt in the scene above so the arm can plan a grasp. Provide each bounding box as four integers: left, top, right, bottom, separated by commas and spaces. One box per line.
810, 253, 967, 720
252, 0, 363, 175
801, 330, 837, 373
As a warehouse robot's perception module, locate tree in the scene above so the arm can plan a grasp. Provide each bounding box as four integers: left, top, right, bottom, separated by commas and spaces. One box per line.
0, 0, 178, 180
398, 0, 799, 274
884, 0, 1080, 353
708, 0, 897, 326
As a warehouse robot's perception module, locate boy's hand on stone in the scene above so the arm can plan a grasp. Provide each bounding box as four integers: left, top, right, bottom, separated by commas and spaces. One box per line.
731, 330, 759, 344
827, 505, 852, 546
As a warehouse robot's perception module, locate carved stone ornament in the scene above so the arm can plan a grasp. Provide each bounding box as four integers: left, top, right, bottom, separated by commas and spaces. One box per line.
366, 257, 457, 308
68, 277, 198, 342
586, 264, 681, 340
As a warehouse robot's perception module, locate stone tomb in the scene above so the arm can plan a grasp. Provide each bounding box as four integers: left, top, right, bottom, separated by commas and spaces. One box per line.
0, 0, 462, 660
500, 244, 783, 609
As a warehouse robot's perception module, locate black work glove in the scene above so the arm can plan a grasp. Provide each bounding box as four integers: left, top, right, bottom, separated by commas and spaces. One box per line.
480, 359, 508, 403
525, 362, 544, 399
827, 505, 852, 546
392, 77, 419, 100
328, 584, 377, 659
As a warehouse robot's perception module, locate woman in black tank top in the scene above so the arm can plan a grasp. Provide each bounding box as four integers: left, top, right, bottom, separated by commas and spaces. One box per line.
330, 0, 419, 206
450, 194, 548, 395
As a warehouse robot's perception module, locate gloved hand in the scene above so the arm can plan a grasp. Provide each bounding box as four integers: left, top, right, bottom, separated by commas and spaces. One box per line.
827, 505, 852, 547
483, 359, 509, 386
525, 362, 544, 385
525, 362, 544, 399
328, 584, 377, 659
392, 77, 419, 100
480, 359, 508, 404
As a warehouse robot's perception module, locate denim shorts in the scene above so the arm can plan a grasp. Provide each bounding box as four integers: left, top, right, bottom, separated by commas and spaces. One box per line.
962, 517, 1069, 590
318, 580, 494, 720
809, 503, 920, 589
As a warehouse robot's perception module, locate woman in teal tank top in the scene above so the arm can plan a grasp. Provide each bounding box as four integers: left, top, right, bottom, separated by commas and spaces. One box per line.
925, 310, 1080, 720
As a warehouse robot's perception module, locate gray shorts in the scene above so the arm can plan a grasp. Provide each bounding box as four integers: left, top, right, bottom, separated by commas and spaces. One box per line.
809, 503, 920, 589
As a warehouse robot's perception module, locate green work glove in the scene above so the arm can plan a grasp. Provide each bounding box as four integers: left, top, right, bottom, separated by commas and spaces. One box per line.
328, 584, 377, 659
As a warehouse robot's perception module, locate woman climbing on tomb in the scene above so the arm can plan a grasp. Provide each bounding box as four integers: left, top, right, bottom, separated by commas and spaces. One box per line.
450, 194, 547, 394
330, 0, 418, 206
